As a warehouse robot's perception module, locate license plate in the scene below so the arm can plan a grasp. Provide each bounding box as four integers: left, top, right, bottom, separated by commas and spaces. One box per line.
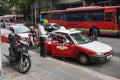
106, 54, 112, 59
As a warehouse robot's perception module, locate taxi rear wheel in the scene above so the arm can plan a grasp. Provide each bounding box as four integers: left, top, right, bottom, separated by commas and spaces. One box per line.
78, 54, 89, 65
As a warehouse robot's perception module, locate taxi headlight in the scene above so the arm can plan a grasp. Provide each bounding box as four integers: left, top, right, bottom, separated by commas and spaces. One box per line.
97, 52, 105, 56
91, 52, 104, 57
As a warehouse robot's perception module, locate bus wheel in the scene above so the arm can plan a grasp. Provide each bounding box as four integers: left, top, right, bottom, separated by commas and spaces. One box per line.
78, 54, 89, 65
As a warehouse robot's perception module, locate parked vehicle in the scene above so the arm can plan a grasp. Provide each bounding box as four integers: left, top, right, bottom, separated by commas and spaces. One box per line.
7, 25, 30, 44
41, 6, 120, 36
0, 28, 12, 42
45, 28, 113, 64
4, 33, 31, 73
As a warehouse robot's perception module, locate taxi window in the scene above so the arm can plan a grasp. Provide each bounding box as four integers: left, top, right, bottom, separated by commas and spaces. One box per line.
49, 33, 66, 44
54, 32, 73, 44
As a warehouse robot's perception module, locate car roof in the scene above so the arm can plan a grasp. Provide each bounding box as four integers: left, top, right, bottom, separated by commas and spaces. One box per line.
8, 24, 26, 28
53, 28, 81, 34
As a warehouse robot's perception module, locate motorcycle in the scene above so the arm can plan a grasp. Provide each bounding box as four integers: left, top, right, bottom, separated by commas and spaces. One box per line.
4, 33, 31, 74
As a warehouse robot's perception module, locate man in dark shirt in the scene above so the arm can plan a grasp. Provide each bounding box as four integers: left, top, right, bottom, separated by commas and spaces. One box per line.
91, 25, 99, 41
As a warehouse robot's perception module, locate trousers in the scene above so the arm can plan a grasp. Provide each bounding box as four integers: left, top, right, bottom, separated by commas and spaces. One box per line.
40, 37, 46, 57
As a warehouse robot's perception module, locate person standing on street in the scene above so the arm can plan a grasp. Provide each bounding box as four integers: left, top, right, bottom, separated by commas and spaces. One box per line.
38, 21, 47, 57
91, 25, 99, 41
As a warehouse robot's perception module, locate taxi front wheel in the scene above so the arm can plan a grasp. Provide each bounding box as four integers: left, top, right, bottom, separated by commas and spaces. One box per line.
78, 54, 89, 65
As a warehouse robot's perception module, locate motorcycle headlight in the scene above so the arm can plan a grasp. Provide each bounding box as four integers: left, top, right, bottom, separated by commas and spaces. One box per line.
22, 46, 28, 52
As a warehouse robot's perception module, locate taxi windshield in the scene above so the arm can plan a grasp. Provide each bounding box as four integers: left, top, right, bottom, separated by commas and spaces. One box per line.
70, 32, 92, 44
14, 26, 30, 33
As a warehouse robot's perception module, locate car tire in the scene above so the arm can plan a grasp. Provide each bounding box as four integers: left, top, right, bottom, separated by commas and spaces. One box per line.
78, 54, 89, 65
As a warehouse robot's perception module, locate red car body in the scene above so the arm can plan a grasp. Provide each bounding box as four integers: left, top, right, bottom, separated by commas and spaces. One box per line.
0, 28, 12, 42
45, 28, 113, 64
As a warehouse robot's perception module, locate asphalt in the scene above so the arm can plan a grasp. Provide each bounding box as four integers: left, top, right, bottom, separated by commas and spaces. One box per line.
0, 42, 120, 80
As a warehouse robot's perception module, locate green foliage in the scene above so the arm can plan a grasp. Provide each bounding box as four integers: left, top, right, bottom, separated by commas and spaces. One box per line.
0, 0, 54, 15
0, 0, 36, 15
41, 7, 53, 12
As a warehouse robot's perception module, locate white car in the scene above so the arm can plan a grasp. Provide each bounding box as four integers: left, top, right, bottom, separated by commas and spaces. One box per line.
7, 25, 30, 42
46, 28, 113, 64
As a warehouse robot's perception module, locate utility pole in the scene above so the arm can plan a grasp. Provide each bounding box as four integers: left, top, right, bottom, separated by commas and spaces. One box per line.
34, 2, 37, 25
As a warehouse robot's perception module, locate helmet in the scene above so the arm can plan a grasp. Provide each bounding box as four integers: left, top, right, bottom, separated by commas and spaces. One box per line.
30, 26, 34, 29
8, 33, 17, 41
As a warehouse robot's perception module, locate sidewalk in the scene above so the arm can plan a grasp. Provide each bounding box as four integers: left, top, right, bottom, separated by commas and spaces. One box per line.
1, 50, 120, 80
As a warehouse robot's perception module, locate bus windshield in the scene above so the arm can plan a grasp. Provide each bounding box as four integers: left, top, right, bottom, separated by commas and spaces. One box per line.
116, 8, 120, 24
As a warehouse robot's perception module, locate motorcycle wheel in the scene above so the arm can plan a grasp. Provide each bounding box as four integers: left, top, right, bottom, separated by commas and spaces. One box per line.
17, 56, 31, 74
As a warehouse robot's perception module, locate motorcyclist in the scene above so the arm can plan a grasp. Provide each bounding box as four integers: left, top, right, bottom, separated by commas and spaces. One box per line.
29, 26, 37, 47
8, 33, 19, 54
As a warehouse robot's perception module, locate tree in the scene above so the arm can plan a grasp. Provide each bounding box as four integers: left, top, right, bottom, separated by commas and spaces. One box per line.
0, 0, 36, 15
0, 0, 12, 15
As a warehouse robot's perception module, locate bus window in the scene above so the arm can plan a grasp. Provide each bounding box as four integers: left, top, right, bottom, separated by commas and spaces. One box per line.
65, 10, 104, 22
94, 10, 104, 21
85, 11, 95, 21
116, 8, 120, 24
105, 12, 113, 21
52, 13, 64, 20
65, 11, 85, 21
41, 13, 51, 20
85, 10, 104, 21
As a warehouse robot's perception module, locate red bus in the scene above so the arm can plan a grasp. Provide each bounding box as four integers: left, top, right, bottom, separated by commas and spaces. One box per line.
41, 6, 120, 36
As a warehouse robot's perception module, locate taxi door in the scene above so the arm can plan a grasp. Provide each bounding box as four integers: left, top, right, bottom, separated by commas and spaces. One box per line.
51, 35, 75, 58
61, 43, 75, 58
51, 42, 75, 57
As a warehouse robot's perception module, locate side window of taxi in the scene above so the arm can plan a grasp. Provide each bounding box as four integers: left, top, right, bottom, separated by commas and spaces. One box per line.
47, 34, 59, 43
48, 34, 66, 44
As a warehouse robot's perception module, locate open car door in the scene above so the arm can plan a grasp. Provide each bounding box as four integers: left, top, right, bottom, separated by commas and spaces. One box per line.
51, 33, 75, 58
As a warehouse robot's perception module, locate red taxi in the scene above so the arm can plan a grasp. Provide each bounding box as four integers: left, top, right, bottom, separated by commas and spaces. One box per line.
7, 25, 30, 43
0, 28, 12, 42
46, 28, 113, 64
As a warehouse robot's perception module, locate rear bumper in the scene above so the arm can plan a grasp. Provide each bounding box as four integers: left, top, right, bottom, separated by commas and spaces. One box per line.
89, 54, 112, 63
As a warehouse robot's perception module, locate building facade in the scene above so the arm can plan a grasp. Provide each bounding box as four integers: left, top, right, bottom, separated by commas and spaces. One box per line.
53, 0, 86, 10
53, 0, 120, 10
